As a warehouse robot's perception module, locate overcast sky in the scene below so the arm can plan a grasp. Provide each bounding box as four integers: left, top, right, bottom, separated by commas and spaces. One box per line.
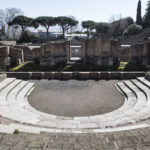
0, 0, 148, 22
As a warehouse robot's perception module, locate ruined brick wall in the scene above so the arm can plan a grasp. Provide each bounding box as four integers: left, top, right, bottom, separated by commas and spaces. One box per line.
42, 41, 70, 57
143, 42, 150, 65
0, 46, 24, 66
0, 46, 9, 66
130, 43, 144, 65
0, 46, 9, 57
81, 34, 120, 66
40, 40, 70, 65
120, 46, 131, 62
9, 47, 24, 62
15, 46, 32, 61
120, 41, 150, 66
32, 48, 42, 58
110, 40, 121, 57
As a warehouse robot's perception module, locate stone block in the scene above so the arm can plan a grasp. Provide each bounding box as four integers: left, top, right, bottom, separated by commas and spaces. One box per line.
79, 72, 90, 80
72, 72, 80, 79
62, 72, 72, 80
32, 72, 42, 79
82, 34, 120, 66
100, 72, 110, 80
121, 72, 145, 79
7, 72, 32, 79
111, 72, 121, 79
89, 72, 99, 80
44, 72, 54, 79
0, 74, 7, 82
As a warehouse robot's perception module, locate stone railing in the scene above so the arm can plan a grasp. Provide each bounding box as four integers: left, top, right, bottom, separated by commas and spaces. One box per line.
3, 71, 145, 80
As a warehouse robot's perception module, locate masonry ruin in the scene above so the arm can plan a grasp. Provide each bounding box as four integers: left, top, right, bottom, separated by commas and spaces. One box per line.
0, 46, 24, 66
0, 34, 149, 67
32, 34, 121, 66
121, 41, 150, 66
81, 34, 121, 66
32, 40, 70, 65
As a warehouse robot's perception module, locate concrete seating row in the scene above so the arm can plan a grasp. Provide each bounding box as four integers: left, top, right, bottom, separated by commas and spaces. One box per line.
0, 77, 150, 131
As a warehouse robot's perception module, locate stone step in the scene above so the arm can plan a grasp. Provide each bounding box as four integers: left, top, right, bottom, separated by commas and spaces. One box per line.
17, 84, 58, 121
130, 79, 150, 120
0, 79, 21, 105
16, 80, 139, 128
137, 77, 150, 88
0, 80, 40, 124
0, 78, 150, 130
123, 80, 148, 122
6, 81, 40, 124
0, 78, 16, 92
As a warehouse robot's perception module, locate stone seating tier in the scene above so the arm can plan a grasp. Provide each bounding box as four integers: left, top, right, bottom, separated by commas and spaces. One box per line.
0, 76, 149, 134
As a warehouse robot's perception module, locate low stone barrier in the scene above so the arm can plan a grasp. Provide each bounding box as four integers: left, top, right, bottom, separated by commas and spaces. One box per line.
2, 72, 145, 80
145, 72, 150, 81
0, 73, 7, 81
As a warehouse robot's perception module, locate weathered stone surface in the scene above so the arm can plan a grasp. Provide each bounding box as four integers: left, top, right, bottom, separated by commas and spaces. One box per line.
0, 129, 150, 150
0, 74, 7, 82
9, 47, 24, 65
0, 46, 9, 66
15, 46, 32, 61
0, 41, 16, 46
120, 41, 150, 66
81, 34, 121, 66
0, 46, 24, 66
39, 40, 70, 65
32, 48, 42, 59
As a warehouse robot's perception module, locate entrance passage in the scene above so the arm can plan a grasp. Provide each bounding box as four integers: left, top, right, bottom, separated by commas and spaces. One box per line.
70, 46, 82, 61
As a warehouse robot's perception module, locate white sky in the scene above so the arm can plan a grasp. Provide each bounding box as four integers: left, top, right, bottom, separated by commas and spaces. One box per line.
0, 0, 148, 22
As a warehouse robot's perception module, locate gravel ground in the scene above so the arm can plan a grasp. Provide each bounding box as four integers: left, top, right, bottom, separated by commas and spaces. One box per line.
28, 80, 124, 117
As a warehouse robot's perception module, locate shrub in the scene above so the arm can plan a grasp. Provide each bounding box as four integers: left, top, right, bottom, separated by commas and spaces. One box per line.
123, 24, 142, 36
13, 129, 19, 134
17, 30, 40, 43
109, 17, 134, 37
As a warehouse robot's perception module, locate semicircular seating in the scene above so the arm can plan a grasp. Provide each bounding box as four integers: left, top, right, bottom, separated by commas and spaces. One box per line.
0, 77, 150, 133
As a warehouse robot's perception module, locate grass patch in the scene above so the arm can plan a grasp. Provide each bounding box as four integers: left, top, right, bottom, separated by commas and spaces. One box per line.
8, 62, 29, 71
118, 62, 128, 71
6, 62, 146, 72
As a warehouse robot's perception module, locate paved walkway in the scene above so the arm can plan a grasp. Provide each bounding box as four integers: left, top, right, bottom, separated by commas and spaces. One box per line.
0, 127, 150, 150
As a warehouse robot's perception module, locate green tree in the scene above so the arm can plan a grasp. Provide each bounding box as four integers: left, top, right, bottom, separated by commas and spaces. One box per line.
32, 16, 56, 40
109, 17, 134, 38
136, 0, 142, 25
143, 0, 150, 28
55, 16, 78, 38
123, 24, 142, 36
8, 15, 33, 33
96, 22, 109, 34
82, 20, 95, 37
